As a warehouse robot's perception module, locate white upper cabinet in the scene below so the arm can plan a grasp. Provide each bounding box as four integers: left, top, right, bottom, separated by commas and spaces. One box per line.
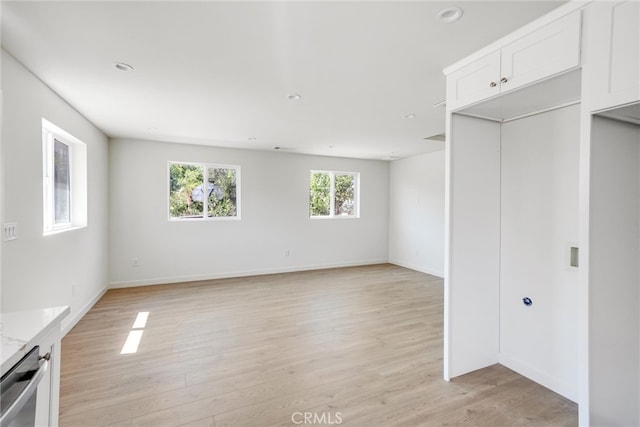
446, 51, 501, 111
446, 11, 582, 111
586, 0, 640, 112
501, 12, 581, 93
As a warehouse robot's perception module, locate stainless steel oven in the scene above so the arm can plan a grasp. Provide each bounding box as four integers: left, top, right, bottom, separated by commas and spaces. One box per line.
0, 346, 49, 427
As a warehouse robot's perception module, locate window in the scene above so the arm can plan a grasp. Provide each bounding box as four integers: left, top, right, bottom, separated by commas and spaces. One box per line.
168, 162, 240, 220
42, 119, 87, 234
309, 170, 359, 218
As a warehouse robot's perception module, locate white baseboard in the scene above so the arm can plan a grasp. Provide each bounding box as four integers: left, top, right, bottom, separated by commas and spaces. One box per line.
388, 259, 444, 279
109, 259, 389, 288
62, 287, 107, 336
499, 352, 578, 403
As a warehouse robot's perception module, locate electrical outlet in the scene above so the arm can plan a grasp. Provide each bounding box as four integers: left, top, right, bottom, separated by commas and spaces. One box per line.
3, 223, 17, 241
284, 249, 290, 257
132, 258, 140, 267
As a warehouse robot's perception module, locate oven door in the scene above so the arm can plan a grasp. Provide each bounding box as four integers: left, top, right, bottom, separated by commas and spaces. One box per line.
0, 346, 49, 427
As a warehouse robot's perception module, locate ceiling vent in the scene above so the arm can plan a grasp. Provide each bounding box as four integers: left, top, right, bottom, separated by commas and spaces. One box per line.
424, 133, 446, 142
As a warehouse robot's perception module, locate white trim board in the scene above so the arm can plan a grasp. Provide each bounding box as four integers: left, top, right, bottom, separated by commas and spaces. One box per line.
388, 260, 443, 279
499, 353, 578, 403
109, 259, 389, 289
62, 287, 107, 336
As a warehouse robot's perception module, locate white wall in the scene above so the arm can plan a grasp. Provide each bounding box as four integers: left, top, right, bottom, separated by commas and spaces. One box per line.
388, 149, 444, 277
1, 50, 109, 332
109, 138, 389, 286
589, 115, 639, 426
445, 114, 501, 379
499, 104, 580, 401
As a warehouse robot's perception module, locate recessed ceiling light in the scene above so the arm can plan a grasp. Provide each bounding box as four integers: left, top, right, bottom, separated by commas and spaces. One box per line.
248, 137, 257, 141
437, 7, 463, 23
114, 62, 134, 72
288, 93, 302, 100
404, 113, 416, 119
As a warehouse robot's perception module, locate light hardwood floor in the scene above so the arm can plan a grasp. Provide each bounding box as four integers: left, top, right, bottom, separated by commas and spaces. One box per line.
59, 264, 577, 426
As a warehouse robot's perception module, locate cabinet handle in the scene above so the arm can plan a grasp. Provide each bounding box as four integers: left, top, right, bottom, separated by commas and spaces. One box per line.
489, 81, 497, 88
500, 77, 508, 84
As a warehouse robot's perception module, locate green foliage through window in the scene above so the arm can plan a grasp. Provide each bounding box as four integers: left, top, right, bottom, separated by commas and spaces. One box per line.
208, 167, 237, 217
169, 162, 239, 219
334, 174, 355, 216
310, 172, 331, 216
309, 170, 358, 217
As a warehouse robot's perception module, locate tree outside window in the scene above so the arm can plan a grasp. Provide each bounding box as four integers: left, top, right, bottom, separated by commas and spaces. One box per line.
309, 170, 359, 218
169, 162, 239, 220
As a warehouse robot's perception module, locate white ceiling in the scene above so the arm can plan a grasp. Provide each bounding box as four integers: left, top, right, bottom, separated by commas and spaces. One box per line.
1, 1, 564, 160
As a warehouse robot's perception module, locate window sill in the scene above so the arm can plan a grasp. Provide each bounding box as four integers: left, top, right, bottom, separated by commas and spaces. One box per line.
168, 216, 241, 222
310, 215, 360, 220
43, 224, 86, 236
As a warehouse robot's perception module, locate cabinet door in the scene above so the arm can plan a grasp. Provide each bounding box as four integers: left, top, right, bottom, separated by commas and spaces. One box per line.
446, 50, 501, 111
501, 11, 582, 94
587, 1, 640, 111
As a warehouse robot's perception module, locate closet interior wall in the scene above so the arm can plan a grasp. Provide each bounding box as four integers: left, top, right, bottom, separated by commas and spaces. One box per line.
499, 104, 580, 401
588, 112, 640, 426
445, 114, 500, 379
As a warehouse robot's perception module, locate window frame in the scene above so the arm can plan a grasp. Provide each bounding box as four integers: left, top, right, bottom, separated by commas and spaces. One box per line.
167, 161, 241, 222
42, 118, 87, 235
309, 170, 360, 219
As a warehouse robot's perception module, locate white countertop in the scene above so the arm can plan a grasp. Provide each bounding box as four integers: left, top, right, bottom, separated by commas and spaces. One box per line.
1, 306, 70, 375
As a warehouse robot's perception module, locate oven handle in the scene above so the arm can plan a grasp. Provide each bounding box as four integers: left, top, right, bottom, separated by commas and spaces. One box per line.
0, 354, 49, 426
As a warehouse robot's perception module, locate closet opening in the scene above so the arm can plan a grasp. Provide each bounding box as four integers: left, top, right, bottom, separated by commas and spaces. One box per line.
589, 102, 640, 426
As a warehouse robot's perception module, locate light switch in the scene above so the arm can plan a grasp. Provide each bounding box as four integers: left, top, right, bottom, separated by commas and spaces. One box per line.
3, 223, 17, 241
